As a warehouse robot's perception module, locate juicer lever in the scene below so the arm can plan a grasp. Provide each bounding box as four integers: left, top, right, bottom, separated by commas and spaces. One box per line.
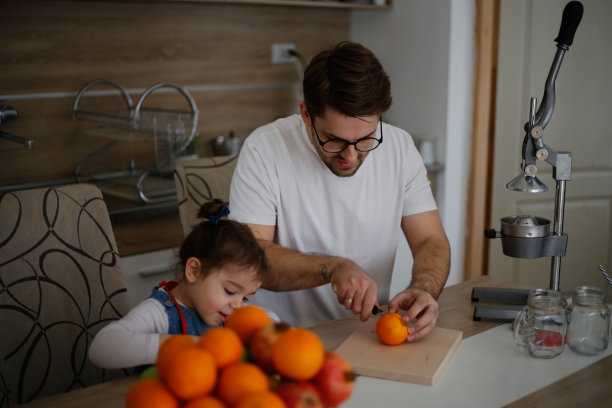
530, 1, 583, 132
554, 1, 584, 48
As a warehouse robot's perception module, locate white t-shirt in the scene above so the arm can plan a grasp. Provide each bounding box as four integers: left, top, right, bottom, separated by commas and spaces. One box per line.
229, 114, 436, 327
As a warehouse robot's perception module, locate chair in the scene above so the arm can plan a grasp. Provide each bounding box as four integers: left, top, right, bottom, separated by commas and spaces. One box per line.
173, 155, 238, 236
0, 184, 131, 407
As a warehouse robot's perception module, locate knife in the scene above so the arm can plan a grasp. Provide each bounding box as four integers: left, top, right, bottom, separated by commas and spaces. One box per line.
371, 305, 383, 315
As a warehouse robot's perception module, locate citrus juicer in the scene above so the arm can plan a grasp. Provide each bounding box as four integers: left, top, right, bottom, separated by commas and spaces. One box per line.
472, 1, 584, 322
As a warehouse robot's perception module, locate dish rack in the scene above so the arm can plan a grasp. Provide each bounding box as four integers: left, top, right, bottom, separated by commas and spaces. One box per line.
72, 79, 199, 204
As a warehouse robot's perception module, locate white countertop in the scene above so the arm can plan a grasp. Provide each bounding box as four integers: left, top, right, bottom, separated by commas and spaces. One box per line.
343, 323, 611, 408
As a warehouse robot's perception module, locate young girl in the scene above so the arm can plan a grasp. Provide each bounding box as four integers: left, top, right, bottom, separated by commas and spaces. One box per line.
88, 199, 270, 369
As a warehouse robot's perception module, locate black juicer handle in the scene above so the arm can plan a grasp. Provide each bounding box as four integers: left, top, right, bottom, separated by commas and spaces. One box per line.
484, 229, 500, 239
531, 1, 584, 130
554, 1, 584, 48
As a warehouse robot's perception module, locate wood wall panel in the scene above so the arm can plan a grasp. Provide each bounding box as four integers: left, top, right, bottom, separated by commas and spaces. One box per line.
1, 1, 348, 186
3, 2, 347, 92
1, 0, 349, 255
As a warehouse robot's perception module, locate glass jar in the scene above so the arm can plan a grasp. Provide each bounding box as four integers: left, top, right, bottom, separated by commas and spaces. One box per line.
566, 285, 610, 355
513, 288, 566, 358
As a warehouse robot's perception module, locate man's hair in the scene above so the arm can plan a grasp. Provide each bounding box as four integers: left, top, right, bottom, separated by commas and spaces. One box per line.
303, 41, 392, 118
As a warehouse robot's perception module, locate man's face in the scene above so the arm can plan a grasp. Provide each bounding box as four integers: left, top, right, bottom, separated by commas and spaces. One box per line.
301, 104, 380, 177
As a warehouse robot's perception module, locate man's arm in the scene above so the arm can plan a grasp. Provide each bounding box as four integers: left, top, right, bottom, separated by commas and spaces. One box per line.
248, 223, 379, 321
403, 210, 450, 299
388, 210, 450, 341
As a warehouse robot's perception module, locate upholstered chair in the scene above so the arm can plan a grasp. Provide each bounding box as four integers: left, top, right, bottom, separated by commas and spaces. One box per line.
0, 184, 131, 407
173, 155, 238, 236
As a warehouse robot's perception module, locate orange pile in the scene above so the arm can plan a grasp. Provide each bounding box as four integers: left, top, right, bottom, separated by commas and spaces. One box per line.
125, 305, 356, 408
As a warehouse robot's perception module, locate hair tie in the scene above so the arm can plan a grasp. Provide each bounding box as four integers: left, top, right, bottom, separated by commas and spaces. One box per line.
208, 204, 230, 226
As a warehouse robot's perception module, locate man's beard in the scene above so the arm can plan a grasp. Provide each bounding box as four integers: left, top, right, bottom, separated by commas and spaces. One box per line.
319, 151, 367, 177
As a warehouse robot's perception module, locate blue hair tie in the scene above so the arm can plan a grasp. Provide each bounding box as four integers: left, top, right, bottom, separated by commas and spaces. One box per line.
208, 204, 230, 226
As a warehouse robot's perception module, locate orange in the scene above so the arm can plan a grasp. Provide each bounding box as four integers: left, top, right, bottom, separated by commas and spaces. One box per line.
235, 391, 286, 408
198, 327, 244, 369
375, 312, 408, 345
272, 328, 325, 380
125, 378, 179, 408
183, 395, 227, 408
216, 362, 269, 406
156, 335, 197, 380
164, 346, 217, 400
225, 305, 271, 345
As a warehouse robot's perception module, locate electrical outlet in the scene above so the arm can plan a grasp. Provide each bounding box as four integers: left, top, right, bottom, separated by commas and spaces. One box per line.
272, 43, 296, 64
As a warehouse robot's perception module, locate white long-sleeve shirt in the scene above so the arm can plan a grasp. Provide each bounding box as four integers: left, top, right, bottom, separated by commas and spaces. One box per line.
88, 297, 170, 369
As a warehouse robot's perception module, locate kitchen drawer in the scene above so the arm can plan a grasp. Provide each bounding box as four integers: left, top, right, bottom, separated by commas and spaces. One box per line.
120, 248, 178, 308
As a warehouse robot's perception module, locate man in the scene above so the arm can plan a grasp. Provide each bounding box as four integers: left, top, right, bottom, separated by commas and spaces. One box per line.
229, 41, 450, 341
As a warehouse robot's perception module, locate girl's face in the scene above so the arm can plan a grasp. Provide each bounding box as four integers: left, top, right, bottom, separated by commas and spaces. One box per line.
183, 260, 262, 327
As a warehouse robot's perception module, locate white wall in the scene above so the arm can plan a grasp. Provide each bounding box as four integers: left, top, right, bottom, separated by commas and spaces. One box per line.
440, 1, 475, 286
350, 0, 474, 294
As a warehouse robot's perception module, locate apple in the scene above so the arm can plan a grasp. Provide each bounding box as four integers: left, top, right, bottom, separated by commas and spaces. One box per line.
313, 351, 356, 407
249, 322, 290, 373
275, 381, 324, 408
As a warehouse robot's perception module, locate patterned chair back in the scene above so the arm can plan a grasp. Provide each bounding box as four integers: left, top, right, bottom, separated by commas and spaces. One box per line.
0, 184, 131, 407
173, 155, 238, 236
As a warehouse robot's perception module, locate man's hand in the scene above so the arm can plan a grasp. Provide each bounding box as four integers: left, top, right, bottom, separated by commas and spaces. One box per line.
387, 288, 439, 342
329, 259, 379, 322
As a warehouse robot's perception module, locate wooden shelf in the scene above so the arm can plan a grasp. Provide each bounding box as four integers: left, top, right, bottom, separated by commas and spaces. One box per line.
153, 0, 392, 9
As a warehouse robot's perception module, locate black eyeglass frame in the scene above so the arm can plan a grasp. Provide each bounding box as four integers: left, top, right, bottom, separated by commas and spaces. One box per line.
308, 111, 383, 154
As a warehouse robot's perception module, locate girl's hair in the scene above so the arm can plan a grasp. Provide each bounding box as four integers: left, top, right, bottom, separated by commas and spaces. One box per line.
303, 41, 392, 119
178, 199, 269, 281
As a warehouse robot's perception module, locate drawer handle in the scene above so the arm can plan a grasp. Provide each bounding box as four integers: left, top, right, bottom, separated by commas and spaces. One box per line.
138, 265, 172, 277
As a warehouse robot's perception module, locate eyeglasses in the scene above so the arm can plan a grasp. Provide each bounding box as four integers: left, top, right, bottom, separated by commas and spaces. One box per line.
308, 112, 383, 153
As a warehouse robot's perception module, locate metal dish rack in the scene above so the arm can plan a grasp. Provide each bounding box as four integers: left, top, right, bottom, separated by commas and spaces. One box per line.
72, 79, 198, 204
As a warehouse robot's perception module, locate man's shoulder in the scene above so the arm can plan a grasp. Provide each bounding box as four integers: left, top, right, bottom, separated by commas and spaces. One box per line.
382, 122, 414, 145
249, 114, 302, 141
242, 114, 305, 162
373, 122, 417, 162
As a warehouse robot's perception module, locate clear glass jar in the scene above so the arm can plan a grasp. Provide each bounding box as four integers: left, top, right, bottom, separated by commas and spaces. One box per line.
566, 286, 610, 355
513, 288, 566, 358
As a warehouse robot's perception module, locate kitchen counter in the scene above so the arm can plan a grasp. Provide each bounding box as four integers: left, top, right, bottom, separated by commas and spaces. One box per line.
13, 276, 612, 407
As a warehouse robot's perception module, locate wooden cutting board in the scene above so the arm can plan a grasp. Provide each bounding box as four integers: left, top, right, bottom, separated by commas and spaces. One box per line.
335, 319, 462, 386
